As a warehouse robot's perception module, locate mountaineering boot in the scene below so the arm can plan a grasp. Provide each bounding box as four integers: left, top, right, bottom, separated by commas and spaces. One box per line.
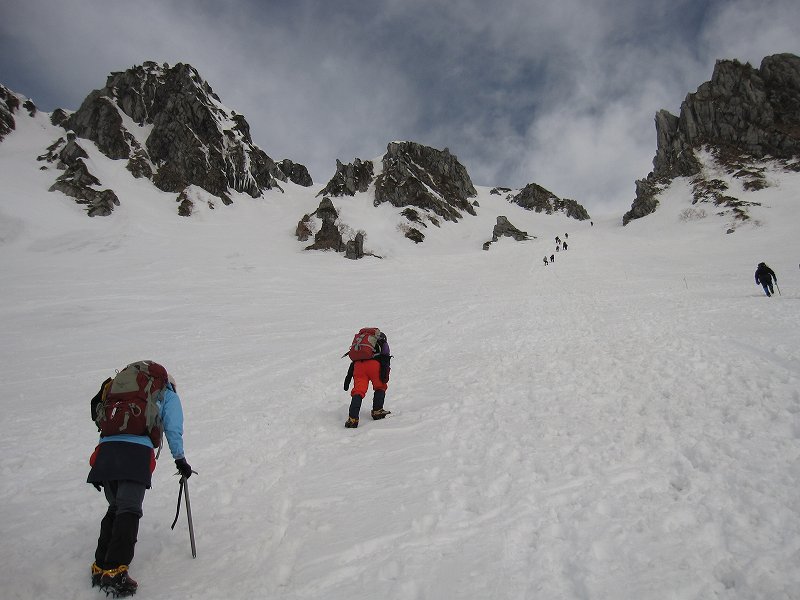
100, 565, 138, 597
91, 562, 104, 587
371, 390, 389, 419
347, 394, 363, 426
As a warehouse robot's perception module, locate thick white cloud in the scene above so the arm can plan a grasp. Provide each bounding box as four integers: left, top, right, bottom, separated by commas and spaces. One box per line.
1, 0, 798, 215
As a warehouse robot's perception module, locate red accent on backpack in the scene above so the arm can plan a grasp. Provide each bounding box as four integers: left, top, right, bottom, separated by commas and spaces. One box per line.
346, 327, 382, 361
96, 361, 167, 447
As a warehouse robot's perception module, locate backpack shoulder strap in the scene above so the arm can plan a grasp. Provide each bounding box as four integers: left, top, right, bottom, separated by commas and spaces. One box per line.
91, 377, 113, 423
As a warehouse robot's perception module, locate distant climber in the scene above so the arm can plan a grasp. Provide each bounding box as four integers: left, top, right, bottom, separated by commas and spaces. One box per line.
754, 262, 777, 297
543, 256, 549, 266
343, 328, 392, 428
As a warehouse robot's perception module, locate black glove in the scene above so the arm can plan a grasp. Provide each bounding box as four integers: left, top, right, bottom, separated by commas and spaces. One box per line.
175, 457, 193, 479
378, 354, 391, 383
344, 362, 354, 391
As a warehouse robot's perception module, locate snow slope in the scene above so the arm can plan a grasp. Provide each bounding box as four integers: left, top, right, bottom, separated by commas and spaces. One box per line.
1, 111, 800, 600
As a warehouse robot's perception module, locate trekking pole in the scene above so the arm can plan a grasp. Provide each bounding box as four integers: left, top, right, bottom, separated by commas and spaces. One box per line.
171, 473, 198, 558
776, 282, 782, 296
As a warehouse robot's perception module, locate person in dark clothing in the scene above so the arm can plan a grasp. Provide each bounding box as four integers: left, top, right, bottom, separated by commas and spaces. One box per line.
543, 256, 549, 266
88, 364, 191, 597
344, 332, 391, 427
550, 254, 555, 263
755, 262, 777, 296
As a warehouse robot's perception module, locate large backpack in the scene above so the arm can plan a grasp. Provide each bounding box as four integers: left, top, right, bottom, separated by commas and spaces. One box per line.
93, 360, 167, 447
344, 327, 383, 361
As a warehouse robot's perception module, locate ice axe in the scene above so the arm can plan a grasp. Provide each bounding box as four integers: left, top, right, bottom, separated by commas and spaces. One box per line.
171, 472, 198, 558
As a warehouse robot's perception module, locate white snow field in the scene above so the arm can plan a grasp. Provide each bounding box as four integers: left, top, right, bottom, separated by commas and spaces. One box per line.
2, 111, 800, 600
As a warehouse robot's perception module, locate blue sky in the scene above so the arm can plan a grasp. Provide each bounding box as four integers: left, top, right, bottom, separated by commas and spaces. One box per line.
1, 0, 798, 214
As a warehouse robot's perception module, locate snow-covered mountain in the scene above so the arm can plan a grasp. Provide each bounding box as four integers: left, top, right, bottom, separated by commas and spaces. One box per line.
2, 55, 800, 600
624, 53, 800, 227
3, 62, 312, 218
1, 61, 592, 256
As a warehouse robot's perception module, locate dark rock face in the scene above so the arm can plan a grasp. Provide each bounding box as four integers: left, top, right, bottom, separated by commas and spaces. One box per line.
279, 159, 313, 186
49, 158, 120, 217
298, 197, 379, 259
66, 91, 131, 160
624, 178, 661, 224
49, 61, 311, 216
176, 189, 194, 216
313, 141, 477, 246
344, 232, 365, 259
374, 142, 477, 222
317, 158, 374, 196
404, 227, 425, 243
50, 108, 70, 128
492, 216, 530, 241
0, 84, 21, 141
624, 53, 800, 225
483, 216, 531, 250
296, 215, 313, 242
37, 132, 120, 217
509, 183, 591, 220
303, 197, 344, 252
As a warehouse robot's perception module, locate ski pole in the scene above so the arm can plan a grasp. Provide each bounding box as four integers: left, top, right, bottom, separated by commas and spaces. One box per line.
776, 282, 782, 296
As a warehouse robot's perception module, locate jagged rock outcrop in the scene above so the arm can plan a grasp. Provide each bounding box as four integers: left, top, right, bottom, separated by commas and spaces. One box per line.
0, 85, 34, 141
314, 141, 478, 245
345, 232, 365, 260
46, 61, 311, 216
374, 142, 477, 222
317, 158, 374, 197
66, 90, 131, 160
624, 53, 800, 225
50, 108, 69, 128
37, 132, 120, 217
483, 216, 532, 250
279, 159, 313, 186
509, 183, 591, 220
297, 197, 380, 259
490, 187, 512, 195
302, 197, 344, 252
1, 85, 19, 141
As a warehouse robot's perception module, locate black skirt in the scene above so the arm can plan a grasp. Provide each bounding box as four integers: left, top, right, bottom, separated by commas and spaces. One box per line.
87, 441, 154, 488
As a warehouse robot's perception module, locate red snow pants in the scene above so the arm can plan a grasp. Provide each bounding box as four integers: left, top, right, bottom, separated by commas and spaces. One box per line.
351, 359, 387, 398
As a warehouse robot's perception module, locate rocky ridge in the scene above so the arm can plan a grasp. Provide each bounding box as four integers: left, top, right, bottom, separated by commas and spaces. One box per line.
624, 53, 800, 227
35, 61, 311, 216
301, 141, 591, 258
316, 142, 480, 245
500, 183, 591, 221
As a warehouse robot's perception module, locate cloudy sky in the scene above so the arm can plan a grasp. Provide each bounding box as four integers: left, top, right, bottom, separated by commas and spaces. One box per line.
1, 0, 798, 214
